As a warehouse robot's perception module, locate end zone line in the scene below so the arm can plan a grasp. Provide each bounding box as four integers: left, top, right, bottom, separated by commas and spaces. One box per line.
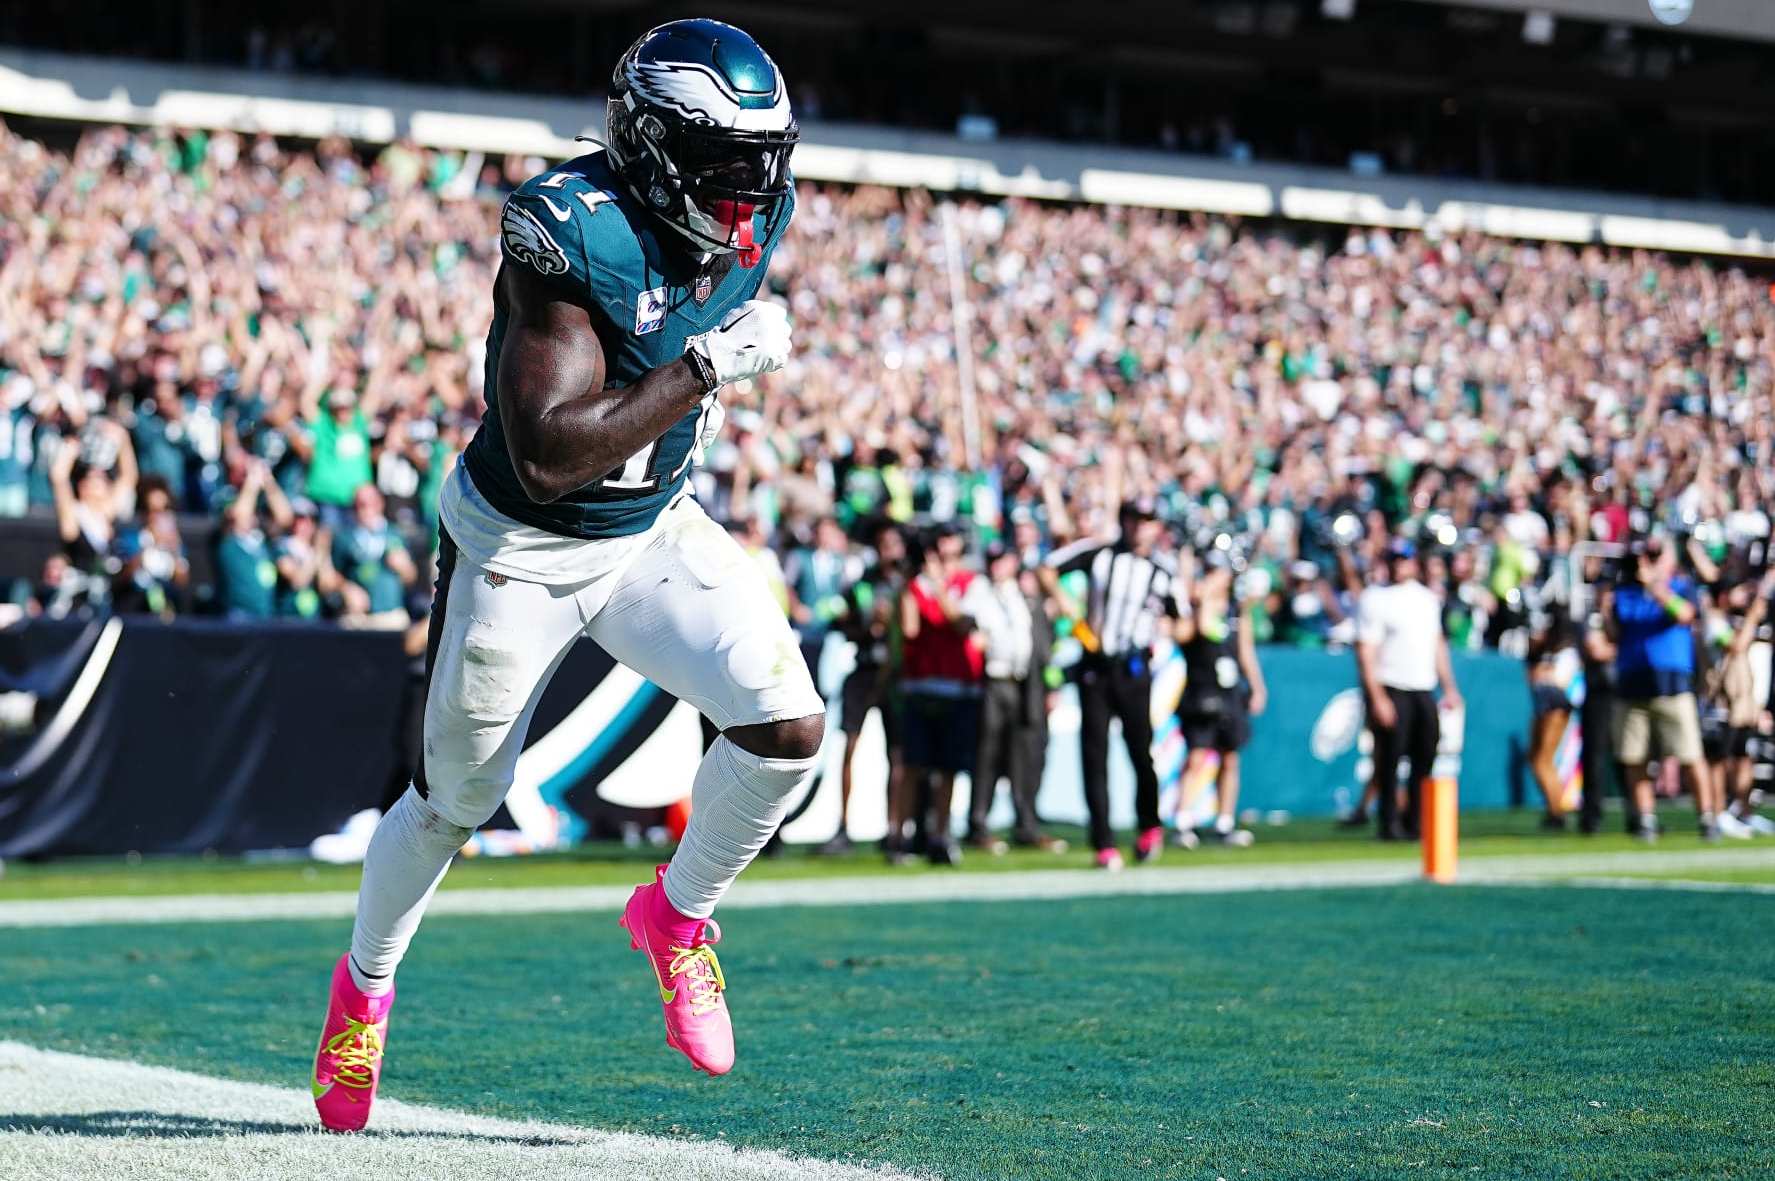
0, 1040, 921, 1181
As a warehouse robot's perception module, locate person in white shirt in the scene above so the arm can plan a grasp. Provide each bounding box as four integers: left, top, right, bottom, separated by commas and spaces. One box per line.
960, 543, 1061, 853
1502, 491, 1550, 558
1355, 539, 1463, 840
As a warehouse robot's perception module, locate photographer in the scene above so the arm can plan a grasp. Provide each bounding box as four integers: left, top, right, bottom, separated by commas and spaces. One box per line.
895, 525, 981, 866
961, 542, 1061, 853
1603, 538, 1723, 841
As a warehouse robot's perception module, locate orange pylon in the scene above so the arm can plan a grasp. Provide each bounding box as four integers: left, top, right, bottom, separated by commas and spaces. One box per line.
1422, 776, 1458, 884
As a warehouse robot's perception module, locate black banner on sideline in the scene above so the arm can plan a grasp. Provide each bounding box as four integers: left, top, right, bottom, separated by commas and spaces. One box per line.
0, 617, 675, 860
0, 618, 410, 858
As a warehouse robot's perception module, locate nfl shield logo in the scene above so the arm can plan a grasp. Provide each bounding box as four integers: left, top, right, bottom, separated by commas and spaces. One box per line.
694, 271, 714, 305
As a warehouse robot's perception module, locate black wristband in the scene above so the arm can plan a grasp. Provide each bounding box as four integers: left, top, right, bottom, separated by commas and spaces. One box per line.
683, 347, 720, 395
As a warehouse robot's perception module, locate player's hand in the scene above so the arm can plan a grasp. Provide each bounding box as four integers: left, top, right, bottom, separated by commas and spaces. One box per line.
1369, 693, 1396, 729
686, 300, 791, 388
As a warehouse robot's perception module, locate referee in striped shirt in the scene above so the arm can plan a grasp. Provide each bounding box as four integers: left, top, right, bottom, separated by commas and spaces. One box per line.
1041, 498, 1184, 870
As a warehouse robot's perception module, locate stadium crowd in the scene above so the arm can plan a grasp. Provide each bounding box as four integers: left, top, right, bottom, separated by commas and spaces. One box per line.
5, 124, 1773, 637
5, 121, 1775, 848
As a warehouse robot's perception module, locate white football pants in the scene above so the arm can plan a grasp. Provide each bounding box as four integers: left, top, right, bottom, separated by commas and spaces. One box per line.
346, 495, 823, 989
418, 494, 822, 831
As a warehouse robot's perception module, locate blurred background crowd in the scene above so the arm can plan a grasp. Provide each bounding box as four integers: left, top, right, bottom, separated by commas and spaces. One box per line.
3, 122, 1772, 654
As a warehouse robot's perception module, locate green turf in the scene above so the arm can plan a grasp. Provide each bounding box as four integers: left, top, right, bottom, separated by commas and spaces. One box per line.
3, 808, 1765, 900
6, 884, 1773, 1180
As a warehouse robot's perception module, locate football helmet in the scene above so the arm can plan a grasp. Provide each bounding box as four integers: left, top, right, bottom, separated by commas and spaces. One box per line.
605, 19, 798, 267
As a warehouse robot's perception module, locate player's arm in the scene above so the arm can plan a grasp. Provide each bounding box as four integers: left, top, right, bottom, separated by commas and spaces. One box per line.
497, 264, 789, 504
493, 181, 789, 503
496, 265, 703, 504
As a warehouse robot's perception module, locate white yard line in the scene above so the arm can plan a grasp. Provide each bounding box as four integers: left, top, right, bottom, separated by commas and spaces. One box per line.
1556, 875, 1775, 895
3, 847, 1774, 928
0, 1041, 922, 1181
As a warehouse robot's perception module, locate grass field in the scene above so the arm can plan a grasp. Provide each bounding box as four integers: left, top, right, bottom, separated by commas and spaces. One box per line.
6, 810, 1775, 1180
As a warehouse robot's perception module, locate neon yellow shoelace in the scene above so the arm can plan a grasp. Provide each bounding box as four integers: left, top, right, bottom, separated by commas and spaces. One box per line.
667, 944, 727, 1016
323, 1019, 385, 1090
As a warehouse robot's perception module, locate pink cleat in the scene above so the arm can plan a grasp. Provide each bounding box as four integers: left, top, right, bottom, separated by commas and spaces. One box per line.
1096, 847, 1125, 872
619, 865, 734, 1076
1135, 826, 1166, 864
311, 954, 394, 1132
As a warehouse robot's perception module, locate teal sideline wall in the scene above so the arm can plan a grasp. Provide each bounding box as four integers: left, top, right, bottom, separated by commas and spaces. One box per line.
1237, 648, 1531, 816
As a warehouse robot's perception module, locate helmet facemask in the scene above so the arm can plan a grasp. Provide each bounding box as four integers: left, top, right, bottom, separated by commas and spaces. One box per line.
606, 77, 798, 267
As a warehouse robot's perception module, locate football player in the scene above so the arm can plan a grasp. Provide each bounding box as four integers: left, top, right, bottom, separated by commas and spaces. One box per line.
312, 19, 819, 1132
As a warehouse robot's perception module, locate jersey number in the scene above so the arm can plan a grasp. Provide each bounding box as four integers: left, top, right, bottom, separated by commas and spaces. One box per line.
599, 396, 717, 492
538, 170, 612, 214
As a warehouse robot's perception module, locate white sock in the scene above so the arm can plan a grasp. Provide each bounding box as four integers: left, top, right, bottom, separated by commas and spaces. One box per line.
1215, 813, 1235, 835
662, 736, 818, 919
347, 787, 471, 994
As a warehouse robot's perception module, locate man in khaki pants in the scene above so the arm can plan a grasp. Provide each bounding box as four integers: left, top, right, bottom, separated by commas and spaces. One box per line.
1604, 539, 1721, 841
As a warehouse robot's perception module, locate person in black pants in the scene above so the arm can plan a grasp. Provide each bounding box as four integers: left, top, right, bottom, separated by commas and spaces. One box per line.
1579, 618, 1625, 834
1368, 688, 1440, 838
963, 545, 1061, 851
1355, 540, 1463, 840
1042, 498, 1182, 869
1077, 654, 1161, 857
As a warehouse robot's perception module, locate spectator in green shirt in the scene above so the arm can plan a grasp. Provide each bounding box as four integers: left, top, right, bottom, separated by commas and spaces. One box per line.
298, 386, 374, 527
216, 458, 292, 620
332, 484, 417, 627
274, 498, 326, 620
130, 380, 190, 500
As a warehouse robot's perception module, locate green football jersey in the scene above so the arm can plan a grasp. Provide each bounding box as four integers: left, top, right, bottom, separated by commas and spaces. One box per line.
462, 150, 793, 538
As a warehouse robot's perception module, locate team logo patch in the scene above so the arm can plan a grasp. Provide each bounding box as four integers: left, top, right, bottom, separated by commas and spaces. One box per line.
694, 271, 714, 305
501, 201, 568, 277
484, 571, 507, 588
636, 286, 669, 335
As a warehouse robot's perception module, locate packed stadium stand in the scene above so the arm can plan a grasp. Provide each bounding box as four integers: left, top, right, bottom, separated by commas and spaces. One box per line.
0, 0, 1771, 837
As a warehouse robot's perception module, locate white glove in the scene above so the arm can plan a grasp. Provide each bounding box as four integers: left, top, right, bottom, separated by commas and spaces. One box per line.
693, 395, 726, 464
685, 300, 791, 388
